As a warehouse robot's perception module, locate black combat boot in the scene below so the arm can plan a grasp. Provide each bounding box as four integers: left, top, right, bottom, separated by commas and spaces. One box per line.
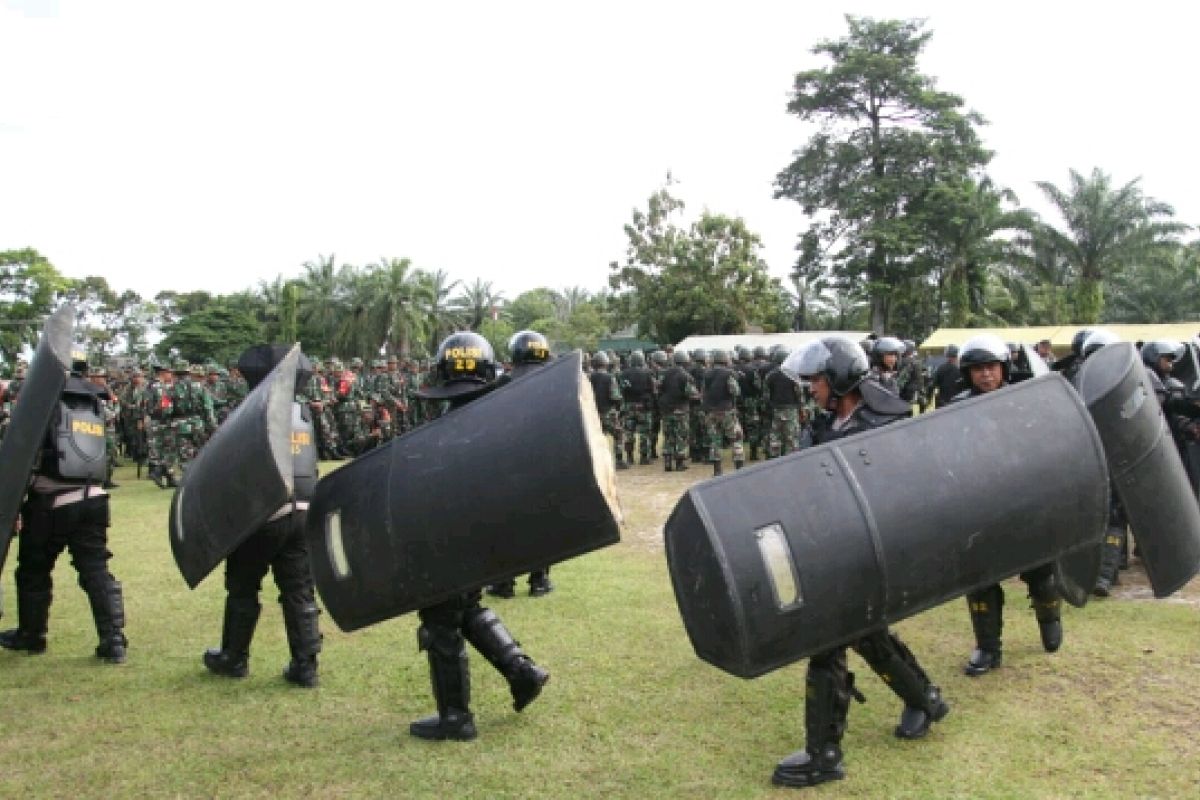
281, 597, 322, 688
624, 443, 635, 465
663, 455, 674, 472
639, 452, 650, 466
1031, 593, 1063, 653
528, 569, 554, 597
712, 460, 722, 477
85, 579, 128, 664
771, 662, 850, 788
203, 597, 260, 678
1093, 526, 1125, 597
615, 455, 629, 471
650, 441, 658, 460
964, 586, 1003, 676
854, 631, 949, 740
750, 444, 759, 461
487, 581, 516, 599
410, 626, 476, 741
734, 459, 744, 470
464, 608, 549, 712
674, 457, 687, 472
0, 590, 51, 654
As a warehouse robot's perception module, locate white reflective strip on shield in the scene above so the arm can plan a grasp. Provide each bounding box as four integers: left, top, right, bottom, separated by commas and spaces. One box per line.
174, 486, 185, 542
755, 523, 802, 610
325, 510, 351, 580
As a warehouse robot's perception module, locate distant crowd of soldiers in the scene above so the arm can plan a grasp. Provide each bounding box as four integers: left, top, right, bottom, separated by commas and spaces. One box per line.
582, 336, 927, 476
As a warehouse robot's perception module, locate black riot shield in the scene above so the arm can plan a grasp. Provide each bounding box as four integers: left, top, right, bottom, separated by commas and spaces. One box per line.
306, 350, 623, 632
1076, 342, 1200, 597
168, 346, 300, 588
0, 305, 74, 572
664, 373, 1109, 679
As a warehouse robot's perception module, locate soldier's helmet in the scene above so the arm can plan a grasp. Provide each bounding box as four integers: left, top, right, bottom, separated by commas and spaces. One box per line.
205, 362, 220, 375
1141, 339, 1186, 369
958, 334, 1012, 381
783, 336, 868, 397
873, 336, 905, 365
350, 357, 364, 370
189, 363, 205, 378
771, 347, 791, 365
735, 345, 751, 362
371, 359, 386, 369
672, 350, 691, 366
690, 348, 708, 364
650, 350, 669, 368
328, 358, 343, 372
945, 344, 960, 358
87, 365, 107, 378
592, 351, 610, 369
1080, 329, 1119, 360
711, 349, 731, 366
509, 330, 551, 365
1070, 328, 1094, 356
753, 345, 768, 359
217, 367, 229, 379
628, 350, 646, 368
903, 339, 916, 355
435, 331, 496, 386
172, 357, 190, 374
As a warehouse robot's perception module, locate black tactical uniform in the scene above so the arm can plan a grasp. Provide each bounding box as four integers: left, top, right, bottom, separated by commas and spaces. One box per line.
202, 345, 323, 687
954, 334, 1062, 675
0, 370, 127, 663
772, 337, 948, 789
410, 332, 549, 742
931, 345, 961, 409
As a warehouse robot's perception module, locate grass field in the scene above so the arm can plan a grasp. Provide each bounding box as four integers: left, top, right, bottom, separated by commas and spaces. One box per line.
1, 458, 1198, 799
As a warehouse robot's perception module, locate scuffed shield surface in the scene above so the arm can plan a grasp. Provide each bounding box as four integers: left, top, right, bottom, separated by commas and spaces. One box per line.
168, 346, 300, 588
1077, 342, 1200, 597
306, 350, 622, 632
665, 373, 1109, 679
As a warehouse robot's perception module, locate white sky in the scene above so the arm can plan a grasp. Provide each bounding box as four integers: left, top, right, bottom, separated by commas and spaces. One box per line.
2, 0, 1197, 303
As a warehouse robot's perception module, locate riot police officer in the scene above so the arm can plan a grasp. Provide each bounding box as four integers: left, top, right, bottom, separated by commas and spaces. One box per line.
771, 337, 949, 789
410, 332, 549, 741
201, 345, 323, 688
0, 351, 127, 663
954, 334, 1063, 674
488, 330, 556, 598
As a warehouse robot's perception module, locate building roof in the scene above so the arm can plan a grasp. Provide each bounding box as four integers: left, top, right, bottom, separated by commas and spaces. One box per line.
674, 331, 870, 352
919, 324, 1200, 354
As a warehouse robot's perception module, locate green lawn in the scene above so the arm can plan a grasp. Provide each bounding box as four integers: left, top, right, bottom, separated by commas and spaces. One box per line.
1, 461, 1198, 799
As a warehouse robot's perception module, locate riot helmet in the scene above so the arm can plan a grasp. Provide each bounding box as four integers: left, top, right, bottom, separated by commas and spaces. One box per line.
903, 339, 916, 355
958, 334, 1011, 382
735, 346, 751, 362
1140, 339, 1185, 370
1080, 329, 1119, 359
672, 350, 691, 366
771, 347, 791, 365
691, 348, 708, 364
650, 350, 669, 368
873, 336, 904, 368
711, 348, 731, 366
945, 344, 960, 358
591, 351, 610, 369
782, 336, 868, 396
752, 346, 768, 359
1070, 328, 1094, 357
509, 330, 551, 365
435, 331, 496, 386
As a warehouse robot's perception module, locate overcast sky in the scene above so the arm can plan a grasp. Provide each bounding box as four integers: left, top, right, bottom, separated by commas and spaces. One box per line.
2, 0, 1197, 303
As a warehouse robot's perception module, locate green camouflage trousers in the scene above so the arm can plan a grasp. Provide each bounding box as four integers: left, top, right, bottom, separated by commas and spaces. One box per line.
623, 401, 654, 459
148, 419, 179, 478
600, 407, 626, 462
661, 408, 690, 460
705, 409, 744, 463
767, 407, 801, 459
689, 404, 706, 456
739, 401, 763, 454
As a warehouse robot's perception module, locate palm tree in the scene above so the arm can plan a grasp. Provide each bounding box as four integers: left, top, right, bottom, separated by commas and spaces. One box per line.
1035, 168, 1189, 322
416, 268, 462, 353
368, 257, 432, 357
451, 278, 505, 331
297, 254, 345, 355
785, 272, 833, 331
1105, 242, 1200, 323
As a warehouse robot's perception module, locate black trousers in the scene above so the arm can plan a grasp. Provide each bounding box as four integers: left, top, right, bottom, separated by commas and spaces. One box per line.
224, 511, 315, 604
15, 492, 114, 596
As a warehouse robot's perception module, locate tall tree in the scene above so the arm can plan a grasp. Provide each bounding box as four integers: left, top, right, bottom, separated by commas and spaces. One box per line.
1035, 168, 1189, 322
297, 254, 346, 355
1104, 241, 1200, 323
416, 268, 462, 353
0, 248, 69, 365
452, 278, 504, 331
775, 16, 990, 333
610, 183, 783, 343
369, 257, 431, 357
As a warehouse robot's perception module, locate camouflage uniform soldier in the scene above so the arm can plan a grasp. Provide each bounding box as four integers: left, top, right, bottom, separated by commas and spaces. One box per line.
305, 360, 344, 460
0, 360, 27, 443
648, 350, 670, 459
587, 351, 627, 470
764, 349, 804, 459
226, 364, 249, 412
332, 358, 366, 456
702, 349, 744, 476
183, 363, 217, 452
688, 349, 709, 462
145, 363, 178, 487
87, 367, 121, 488
734, 346, 764, 461
659, 350, 700, 471
619, 351, 658, 466
205, 363, 232, 425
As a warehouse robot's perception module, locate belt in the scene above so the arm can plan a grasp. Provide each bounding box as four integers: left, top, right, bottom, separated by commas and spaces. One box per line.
52, 487, 108, 508
267, 501, 310, 523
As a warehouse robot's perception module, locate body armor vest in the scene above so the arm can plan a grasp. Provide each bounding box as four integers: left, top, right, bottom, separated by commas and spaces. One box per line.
765, 369, 801, 407
736, 364, 760, 399
292, 402, 318, 502
659, 367, 693, 409
41, 377, 107, 483
702, 367, 736, 412
622, 367, 655, 402
589, 371, 618, 412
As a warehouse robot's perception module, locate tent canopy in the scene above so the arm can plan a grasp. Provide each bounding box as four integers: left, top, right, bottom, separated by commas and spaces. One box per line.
674, 331, 869, 354
919, 324, 1200, 356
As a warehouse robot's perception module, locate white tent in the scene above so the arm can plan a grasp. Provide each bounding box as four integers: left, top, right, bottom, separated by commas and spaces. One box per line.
673, 331, 869, 353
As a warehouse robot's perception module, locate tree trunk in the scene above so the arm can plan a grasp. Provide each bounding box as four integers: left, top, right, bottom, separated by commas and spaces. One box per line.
1075, 277, 1103, 324
947, 265, 970, 327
